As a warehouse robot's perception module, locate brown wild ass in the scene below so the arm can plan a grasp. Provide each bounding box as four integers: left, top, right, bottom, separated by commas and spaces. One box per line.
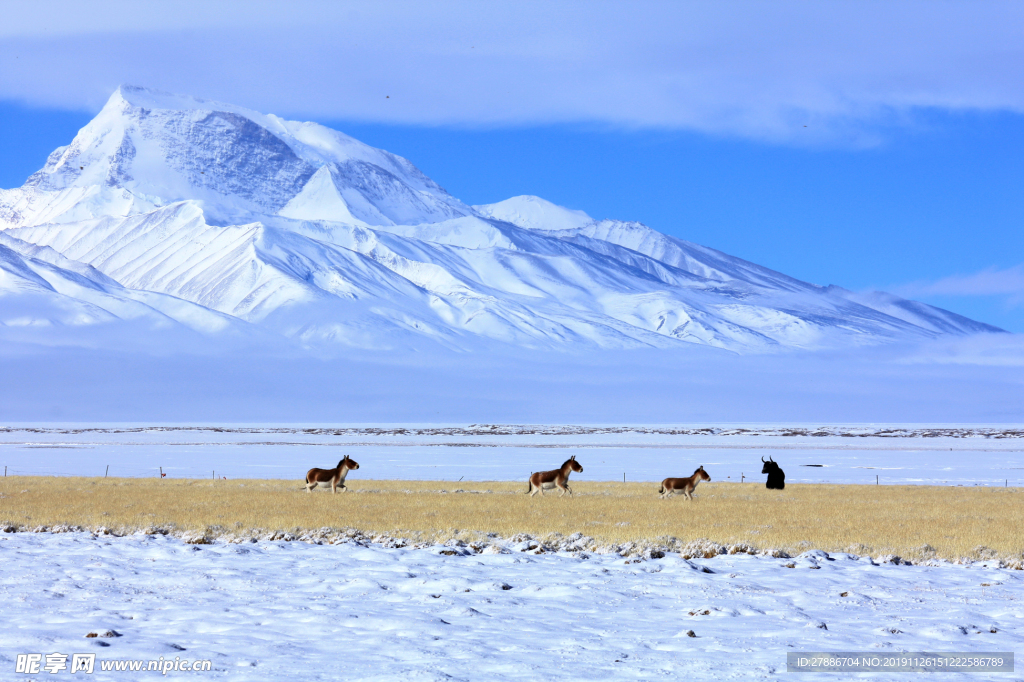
527, 456, 583, 497
658, 466, 710, 500
305, 455, 360, 493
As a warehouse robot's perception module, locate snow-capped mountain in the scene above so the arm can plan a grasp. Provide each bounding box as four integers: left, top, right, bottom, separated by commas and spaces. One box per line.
0, 86, 1003, 352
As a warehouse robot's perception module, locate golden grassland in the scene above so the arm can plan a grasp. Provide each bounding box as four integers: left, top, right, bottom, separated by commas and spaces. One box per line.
1, 477, 1022, 561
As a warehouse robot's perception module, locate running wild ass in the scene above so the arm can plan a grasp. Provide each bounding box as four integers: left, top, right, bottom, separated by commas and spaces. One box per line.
527, 456, 583, 497
658, 466, 711, 500
761, 456, 785, 490
305, 455, 360, 493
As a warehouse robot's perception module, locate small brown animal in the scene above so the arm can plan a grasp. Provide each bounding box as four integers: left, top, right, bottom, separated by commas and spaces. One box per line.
305, 455, 360, 493
527, 456, 583, 497
658, 466, 710, 500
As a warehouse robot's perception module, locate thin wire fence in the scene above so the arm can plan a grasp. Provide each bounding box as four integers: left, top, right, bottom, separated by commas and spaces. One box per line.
1, 465, 1021, 487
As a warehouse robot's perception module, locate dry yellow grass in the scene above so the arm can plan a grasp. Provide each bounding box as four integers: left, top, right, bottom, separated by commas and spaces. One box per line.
1, 477, 1022, 561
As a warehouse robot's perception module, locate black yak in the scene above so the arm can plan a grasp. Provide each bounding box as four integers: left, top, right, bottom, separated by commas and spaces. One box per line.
761, 456, 785, 490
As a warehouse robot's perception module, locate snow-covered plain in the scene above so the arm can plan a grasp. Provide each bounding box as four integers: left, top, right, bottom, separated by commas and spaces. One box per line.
1, 530, 1019, 680
2, 424, 1022, 486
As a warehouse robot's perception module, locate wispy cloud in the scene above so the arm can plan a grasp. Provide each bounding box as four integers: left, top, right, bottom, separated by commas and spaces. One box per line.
895, 264, 1024, 307
0, 1, 1022, 143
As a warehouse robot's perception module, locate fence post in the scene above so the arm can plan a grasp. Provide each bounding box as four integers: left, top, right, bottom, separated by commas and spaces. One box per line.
876, 474, 879, 485
105, 465, 109, 478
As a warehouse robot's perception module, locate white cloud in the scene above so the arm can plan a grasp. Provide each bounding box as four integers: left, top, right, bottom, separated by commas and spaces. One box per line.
895, 264, 1024, 306
1, 1, 1022, 142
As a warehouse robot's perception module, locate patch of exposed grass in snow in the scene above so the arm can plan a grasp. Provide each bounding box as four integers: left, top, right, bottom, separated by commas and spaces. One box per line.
1, 477, 1023, 564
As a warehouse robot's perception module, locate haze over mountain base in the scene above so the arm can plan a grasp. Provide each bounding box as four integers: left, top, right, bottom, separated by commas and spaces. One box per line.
3, 336, 1021, 423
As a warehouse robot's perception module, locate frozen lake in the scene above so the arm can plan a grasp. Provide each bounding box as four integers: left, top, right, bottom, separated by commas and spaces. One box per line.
1, 424, 1022, 487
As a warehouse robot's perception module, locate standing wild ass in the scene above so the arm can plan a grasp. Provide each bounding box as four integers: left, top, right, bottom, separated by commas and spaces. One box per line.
527, 456, 583, 497
305, 455, 360, 493
658, 466, 711, 500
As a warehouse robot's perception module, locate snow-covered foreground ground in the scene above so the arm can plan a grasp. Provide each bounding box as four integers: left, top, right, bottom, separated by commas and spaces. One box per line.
1, 424, 1022, 486
1, 531, 1018, 680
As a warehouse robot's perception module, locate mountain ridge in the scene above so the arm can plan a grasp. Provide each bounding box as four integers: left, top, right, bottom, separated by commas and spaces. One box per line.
0, 86, 1004, 353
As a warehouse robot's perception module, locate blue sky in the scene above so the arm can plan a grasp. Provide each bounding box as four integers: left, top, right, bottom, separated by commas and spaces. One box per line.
1, 1, 1022, 330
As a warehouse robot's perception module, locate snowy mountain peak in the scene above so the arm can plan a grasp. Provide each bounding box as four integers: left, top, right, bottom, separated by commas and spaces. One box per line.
0, 87, 1004, 353
475, 195, 593, 231
5, 85, 472, 229
112, 85, 274, 123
